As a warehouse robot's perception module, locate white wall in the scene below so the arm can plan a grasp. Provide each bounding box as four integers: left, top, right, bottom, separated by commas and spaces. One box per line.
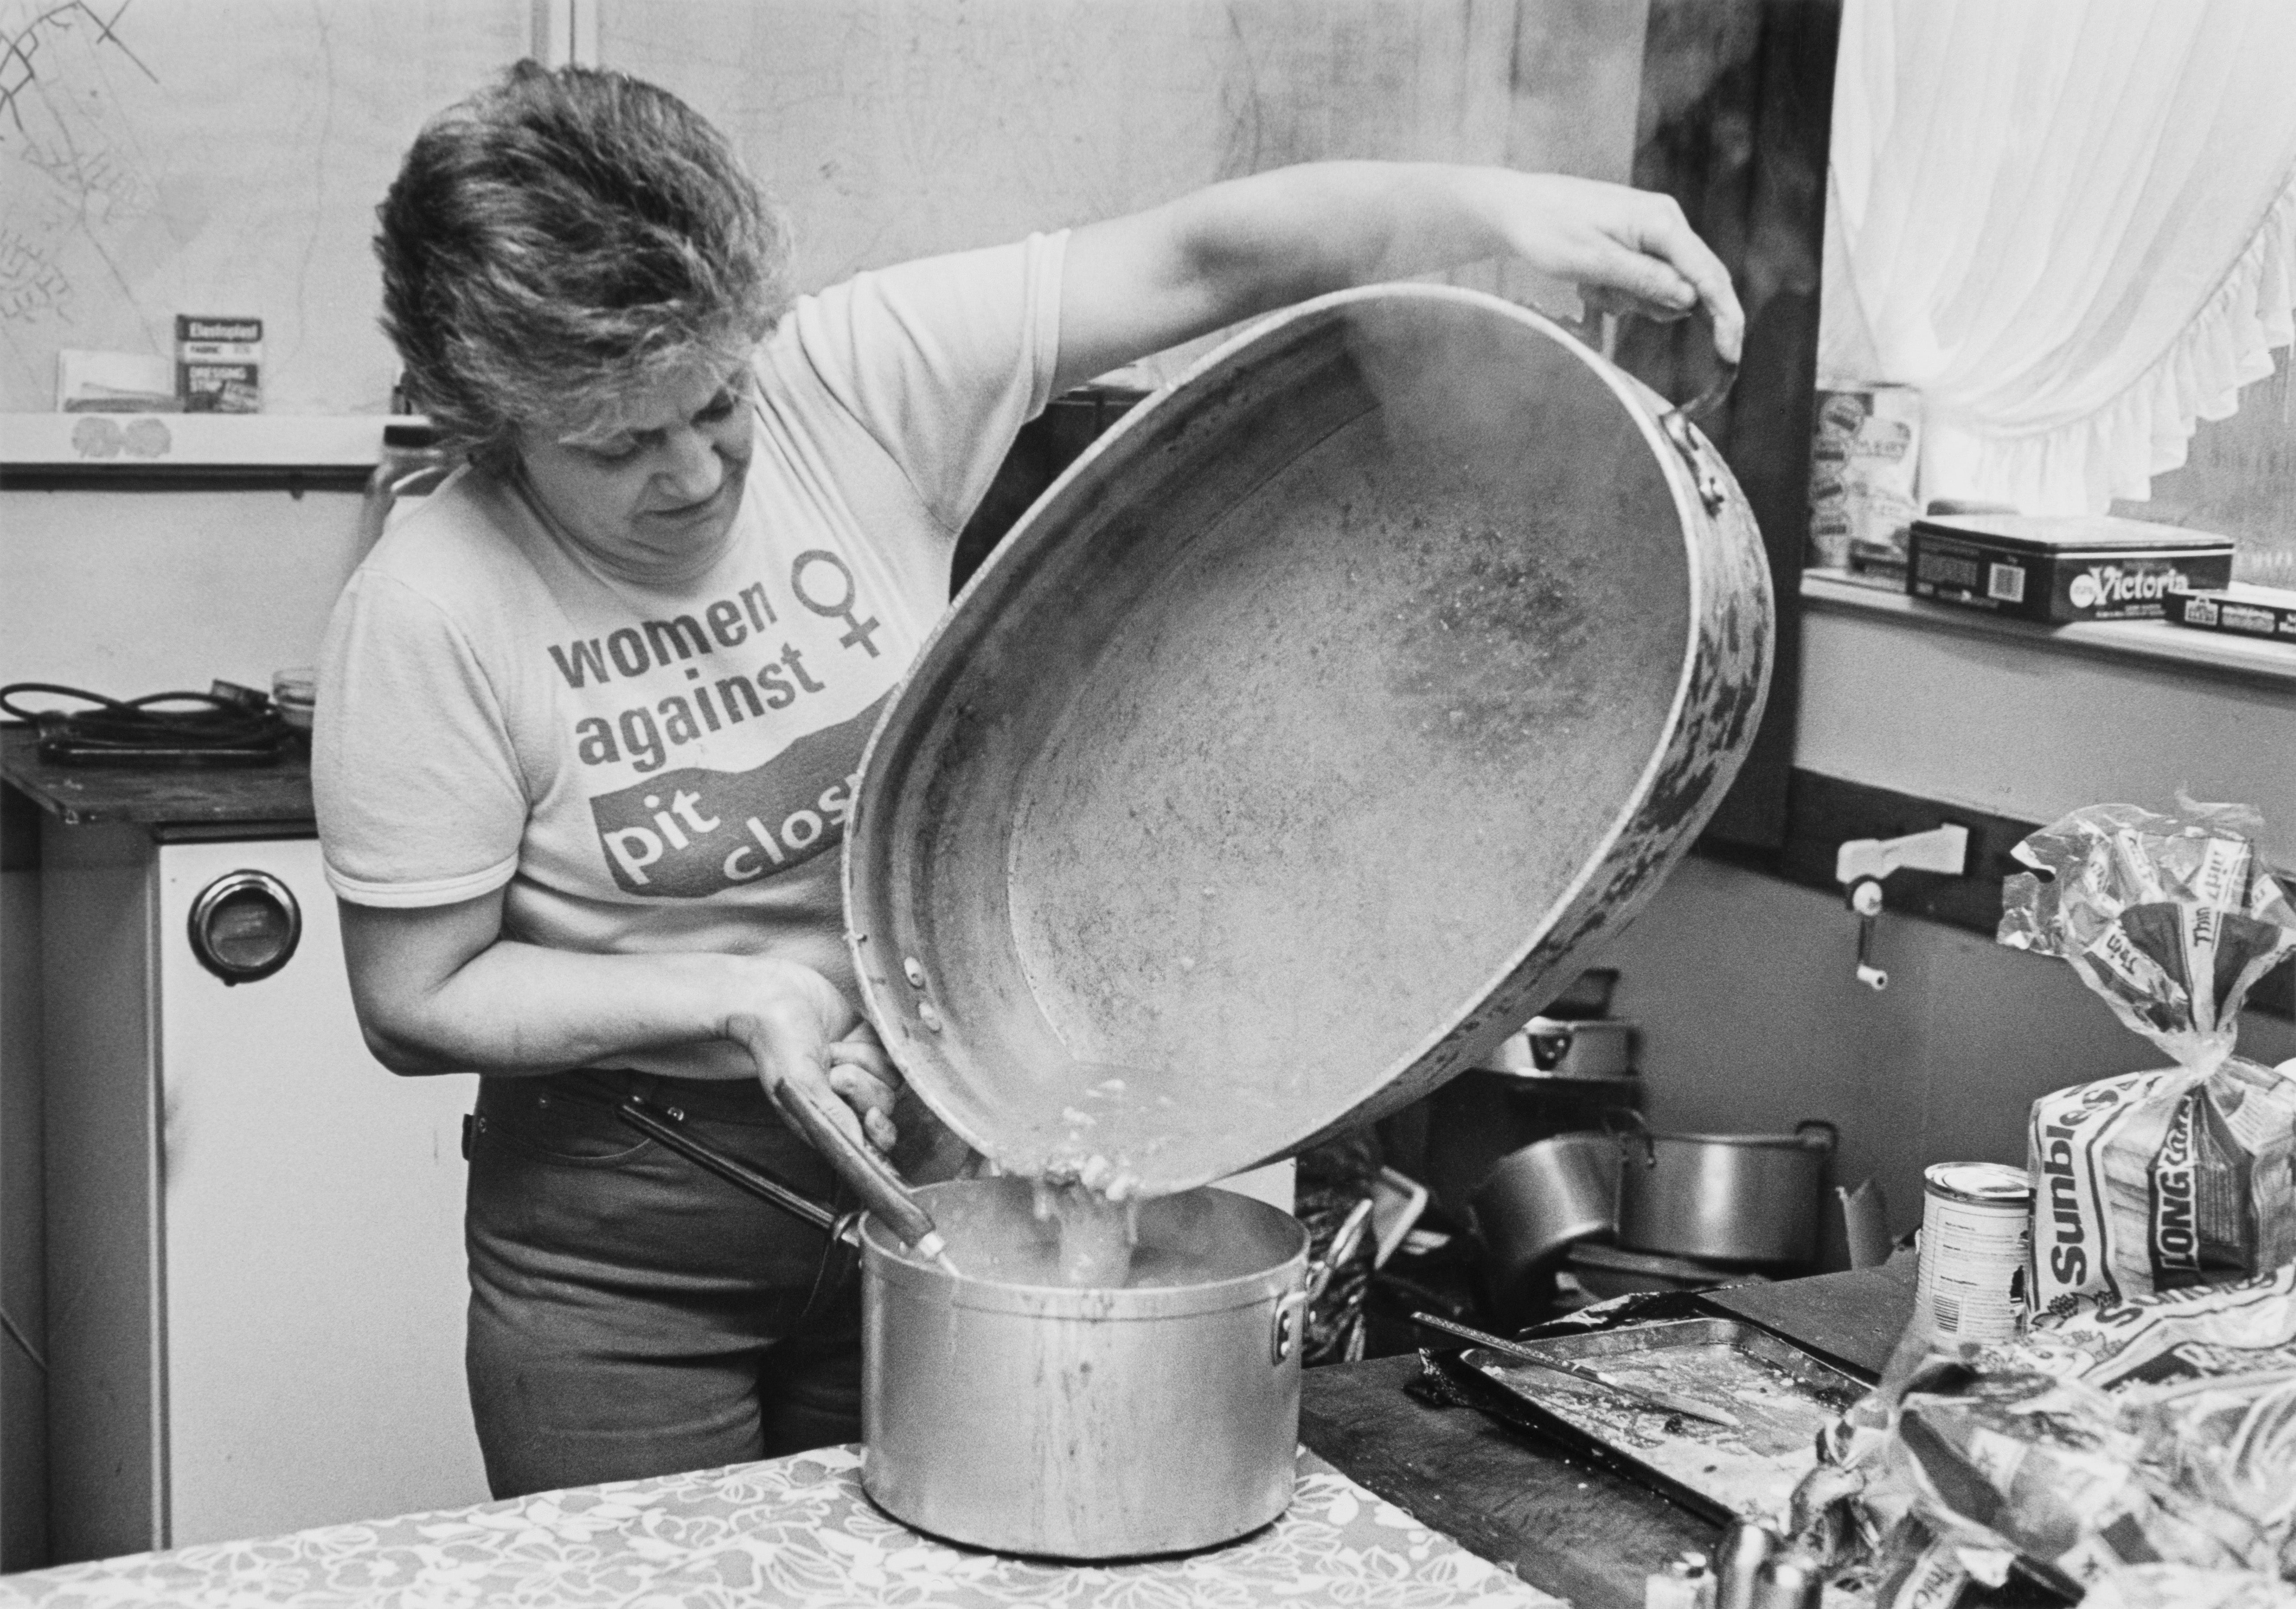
1590, 855, 2296, 1243
0, 489, 367, 694
1796, 594, 2296, 869
1581, 598, 2296, 1245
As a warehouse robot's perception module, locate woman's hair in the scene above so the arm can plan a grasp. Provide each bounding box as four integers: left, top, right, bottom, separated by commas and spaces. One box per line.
375, 61, 791, 469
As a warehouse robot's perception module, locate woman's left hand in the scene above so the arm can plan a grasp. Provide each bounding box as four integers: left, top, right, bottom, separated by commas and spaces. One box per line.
1484, 172, 1744, 362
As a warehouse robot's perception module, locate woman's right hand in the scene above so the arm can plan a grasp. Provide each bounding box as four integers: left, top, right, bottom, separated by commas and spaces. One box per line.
720, 958, 902, 1155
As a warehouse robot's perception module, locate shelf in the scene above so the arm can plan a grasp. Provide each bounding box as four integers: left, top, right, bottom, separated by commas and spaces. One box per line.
0, 414, 433, 491
1800, 567, 2296, 689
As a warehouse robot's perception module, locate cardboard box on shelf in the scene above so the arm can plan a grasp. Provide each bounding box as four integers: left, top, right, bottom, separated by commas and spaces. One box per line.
1808, 386, 1921, 580
2169, 582, 2296, 644
1907, 512, 2235, 623
175, 315, 262, 412
56, 349, 180, 412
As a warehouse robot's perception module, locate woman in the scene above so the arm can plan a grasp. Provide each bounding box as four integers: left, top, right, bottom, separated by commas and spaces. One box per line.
321, 59, 1741, 1499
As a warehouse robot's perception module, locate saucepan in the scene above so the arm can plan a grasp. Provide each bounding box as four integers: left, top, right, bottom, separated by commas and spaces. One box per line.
1469, 1131, 1621, 1314
844, 283, 1773, 1200
1608, 1109, 1838, 1267
1487, 1016, 1636, 1078
618, 1091, 1370, 1560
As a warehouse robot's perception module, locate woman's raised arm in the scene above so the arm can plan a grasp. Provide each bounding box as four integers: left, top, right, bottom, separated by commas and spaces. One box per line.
1054, 161, 1741, 395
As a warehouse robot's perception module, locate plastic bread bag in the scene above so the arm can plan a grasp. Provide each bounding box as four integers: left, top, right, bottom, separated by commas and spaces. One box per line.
1999, 798, 2296, 1312
2080, 1567, 2296, 1609
1786, 1263, 2296, 1605
1999, 797, 2293, 1064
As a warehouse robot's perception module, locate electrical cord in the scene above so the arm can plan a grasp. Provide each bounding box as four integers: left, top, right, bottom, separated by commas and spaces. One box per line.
1, 681, 290, 762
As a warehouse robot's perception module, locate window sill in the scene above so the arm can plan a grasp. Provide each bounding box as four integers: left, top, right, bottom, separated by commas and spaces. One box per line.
1801, 567, 2296, 689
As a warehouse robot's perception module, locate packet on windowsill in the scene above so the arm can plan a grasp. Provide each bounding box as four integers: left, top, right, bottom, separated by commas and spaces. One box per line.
56, 349, 182, 412
1998, 798, 2296, 1318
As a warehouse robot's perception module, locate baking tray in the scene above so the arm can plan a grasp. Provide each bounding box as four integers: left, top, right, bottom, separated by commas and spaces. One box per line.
1448, 1318, 1866, 1525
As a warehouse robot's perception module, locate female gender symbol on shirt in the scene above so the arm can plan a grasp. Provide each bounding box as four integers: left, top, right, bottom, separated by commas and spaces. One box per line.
791, 550, 882, 657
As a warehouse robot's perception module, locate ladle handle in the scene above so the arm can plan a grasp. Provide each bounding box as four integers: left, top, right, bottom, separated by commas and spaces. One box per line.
769, 1076, 946, 1257
616, 1096, 840, 1235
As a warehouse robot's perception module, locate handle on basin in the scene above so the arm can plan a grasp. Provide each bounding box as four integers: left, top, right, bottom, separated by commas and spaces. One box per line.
1650, 308, 1738, 514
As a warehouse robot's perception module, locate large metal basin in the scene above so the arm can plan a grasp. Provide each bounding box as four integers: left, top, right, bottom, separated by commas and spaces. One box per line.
845, 284, 1772, 1194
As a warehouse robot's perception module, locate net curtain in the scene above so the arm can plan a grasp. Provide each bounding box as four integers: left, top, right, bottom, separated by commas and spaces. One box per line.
1817, 0, 2296, 514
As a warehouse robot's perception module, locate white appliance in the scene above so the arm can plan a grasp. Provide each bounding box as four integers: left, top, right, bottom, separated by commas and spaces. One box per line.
43, 822, 484, 1562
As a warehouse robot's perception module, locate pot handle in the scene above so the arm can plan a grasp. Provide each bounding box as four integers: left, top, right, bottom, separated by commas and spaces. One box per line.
1271, 1289, 1309, 1366
1795, 1119, 1840, 1153
1276, 1197, 1375, 1366
1603, 1106, 1657, 1169
1527, 1023, 1572, 1073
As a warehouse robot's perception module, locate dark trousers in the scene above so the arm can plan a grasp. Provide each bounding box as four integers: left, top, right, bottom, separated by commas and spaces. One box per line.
464, 1068, 862, 1499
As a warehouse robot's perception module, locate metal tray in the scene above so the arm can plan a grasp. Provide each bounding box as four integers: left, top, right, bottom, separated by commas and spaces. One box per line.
1454, 1318, 1865, 1525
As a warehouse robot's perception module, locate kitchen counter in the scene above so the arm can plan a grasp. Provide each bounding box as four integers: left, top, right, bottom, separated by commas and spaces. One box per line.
1302, 1353, 1715, 1606
0, 1445, 1556, 1608
1299, 1260, 1917, 1609
0, 725, 313, 831
0, 1266, 1918, 1606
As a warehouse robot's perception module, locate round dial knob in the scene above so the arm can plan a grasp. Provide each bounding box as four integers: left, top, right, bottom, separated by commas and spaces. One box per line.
188, 870, 302, 984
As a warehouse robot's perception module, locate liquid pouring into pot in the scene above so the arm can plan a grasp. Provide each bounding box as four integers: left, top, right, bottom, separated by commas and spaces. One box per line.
624, 1081, 1203, 1291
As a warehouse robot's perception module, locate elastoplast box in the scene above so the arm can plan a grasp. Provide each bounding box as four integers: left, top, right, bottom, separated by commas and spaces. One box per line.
1907, 513, 2235, 623
176, 315, 262, 412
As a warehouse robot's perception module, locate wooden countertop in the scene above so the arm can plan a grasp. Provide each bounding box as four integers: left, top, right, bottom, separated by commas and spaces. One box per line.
1299, 1259, 1919, 1608
1, 725, 314, 831
1302, 1352, 1715, 1607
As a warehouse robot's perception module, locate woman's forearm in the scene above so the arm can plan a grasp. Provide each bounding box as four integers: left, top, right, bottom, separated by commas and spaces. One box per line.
358, 937, 756, 1076
1057, 161, 1741, 390
338, 895, 854, 1082
1160, 162, 1561, 305
340, 894, 900, 1148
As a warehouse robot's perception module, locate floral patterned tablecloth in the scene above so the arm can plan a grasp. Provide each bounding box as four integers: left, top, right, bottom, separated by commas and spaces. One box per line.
0, 1446, 1560, 1608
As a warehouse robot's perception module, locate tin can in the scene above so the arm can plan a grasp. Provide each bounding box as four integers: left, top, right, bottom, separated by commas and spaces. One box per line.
1751, 1549, 1825, 1609
1917, 1163, 2033, 1342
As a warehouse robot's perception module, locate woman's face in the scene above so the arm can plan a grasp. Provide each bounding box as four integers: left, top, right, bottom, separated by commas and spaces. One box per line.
515, 360, 755, 581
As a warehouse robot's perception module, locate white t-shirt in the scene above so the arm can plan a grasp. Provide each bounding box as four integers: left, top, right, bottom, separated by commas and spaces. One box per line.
315, 233, 1066, 1077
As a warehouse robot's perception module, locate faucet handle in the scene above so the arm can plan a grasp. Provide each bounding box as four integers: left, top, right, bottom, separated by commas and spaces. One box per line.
1835, 824, 1969, 886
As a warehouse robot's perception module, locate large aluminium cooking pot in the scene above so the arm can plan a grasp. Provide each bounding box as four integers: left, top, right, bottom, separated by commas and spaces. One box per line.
861, 1179, 1322, 1558
846, 284, 1773, 1195
615, 1095, 1356, 1559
